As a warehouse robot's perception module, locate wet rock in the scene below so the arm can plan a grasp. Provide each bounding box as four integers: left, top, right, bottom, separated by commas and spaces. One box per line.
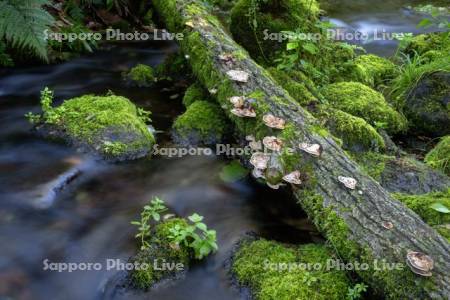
403, 71, 450, 137
123, 64, 156, 87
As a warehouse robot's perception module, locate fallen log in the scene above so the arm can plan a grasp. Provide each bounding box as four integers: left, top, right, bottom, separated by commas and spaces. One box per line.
152, 0, 450, 298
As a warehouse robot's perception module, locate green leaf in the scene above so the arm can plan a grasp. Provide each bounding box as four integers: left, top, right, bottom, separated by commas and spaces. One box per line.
286, 42, 299, 50
188, 213, 204, 223
302, 42, 318, 55
430, 203, 450, 214
417, 18, 432, 28
196, 222, 208, 232
219, 161, 249, 183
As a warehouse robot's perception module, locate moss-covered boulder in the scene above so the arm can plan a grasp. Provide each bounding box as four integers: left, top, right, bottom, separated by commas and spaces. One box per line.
321, 82, 407, 134
393, 189, 450, 227
182, 82, 210, 108
128, 218, 192, 290
352, 152, 450, 194
172, 101, 231, 146
341, 54, 397, 88
230, 0, 320, 61
402, 71, 450, 137
425, 136, 450, 176
36, 94, 155, 161
124, 64, 156, 87
324, 109, 385, 152
231, 238, 352, 300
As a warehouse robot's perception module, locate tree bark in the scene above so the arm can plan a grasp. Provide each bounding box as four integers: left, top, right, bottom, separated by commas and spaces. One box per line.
152, 1, 450, 298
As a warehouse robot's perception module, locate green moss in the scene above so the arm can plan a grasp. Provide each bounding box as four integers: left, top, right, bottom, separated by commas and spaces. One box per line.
425, 136, 450, 176
173, 101, 230, 145
48, 94, 155, 160
434, 225, 450, 243
393, 189, 450, 226
268, 67, 318, 106
182, 82, 209, 107
324, 109, 385, 152
232, 239, 351, 300
350, 151, 392, 181
342, 54, 397, 87
129, 218, 191, 290
230, 0, 319, 61
402, 32, 450, 59
125, 64, 156, 87
321, 82, 407, 134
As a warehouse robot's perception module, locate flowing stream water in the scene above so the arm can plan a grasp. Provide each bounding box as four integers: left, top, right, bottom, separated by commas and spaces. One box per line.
0, 1, 443, 299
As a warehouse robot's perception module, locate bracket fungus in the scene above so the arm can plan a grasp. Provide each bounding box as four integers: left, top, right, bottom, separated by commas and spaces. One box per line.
338, 176, 357, 190
263, 114, 286, 129
219, 53, 236, 66
263, 136, 283, 152
231, 108, 256, 118
283, 171, 302, 185
406, 251, 434, 277
226, 70, 250, 83
252, 168, 266, 179
267, 182, 285, 190
250, 152, 270, 170
381, 221, 394, 230
299, 142, 323, 157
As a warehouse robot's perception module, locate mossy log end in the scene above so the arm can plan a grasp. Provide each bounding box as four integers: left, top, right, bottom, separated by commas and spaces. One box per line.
152, 1, 450, 298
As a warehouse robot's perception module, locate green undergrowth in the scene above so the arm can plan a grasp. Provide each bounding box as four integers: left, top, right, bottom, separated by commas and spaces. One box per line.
232, 239, 352, 300
425, 136, 450, 176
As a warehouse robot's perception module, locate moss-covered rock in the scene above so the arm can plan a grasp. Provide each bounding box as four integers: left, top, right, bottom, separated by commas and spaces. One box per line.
124, 64, 156, 87
230, 0, 320, 61
341, 54, 397, 88
182, 82, 210, 108
402, 71, 450, 137
352, 151, 450, 194
321, 82, 407, 134
324, 109, 385, 152
232, 238, 351, 300
268, 67, 320, 106
425, 136, 450, 176
129, 218, 192, 290
172, 101, 231, 146
392, 189, 450, 226
36, 94, 155, 161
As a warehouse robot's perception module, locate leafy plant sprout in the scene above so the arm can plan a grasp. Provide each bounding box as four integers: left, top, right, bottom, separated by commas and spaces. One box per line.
131, 197, 168, 250
168, 213, 218, 259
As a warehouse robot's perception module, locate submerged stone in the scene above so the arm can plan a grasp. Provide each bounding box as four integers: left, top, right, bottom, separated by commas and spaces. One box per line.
35, 94, 155, 161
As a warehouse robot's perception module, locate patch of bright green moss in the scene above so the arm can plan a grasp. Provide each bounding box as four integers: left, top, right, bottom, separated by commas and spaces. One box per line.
402, 32, 450, 59
425, 136, 450, 176
343, 54, 397, 87
321, 82, 407, 134
325, 109, 385, 152
173, 101, 230, 145
125, 64, 156, 87
129, 218, 191, 290
393, 189, 450, 226
232, 239, 351, 300
182, 82, 209, 108
49, 94, 155, 159
350, 151, 392, 181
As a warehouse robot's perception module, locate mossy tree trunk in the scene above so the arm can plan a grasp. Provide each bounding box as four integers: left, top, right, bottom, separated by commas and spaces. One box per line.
151, 1, 450, 298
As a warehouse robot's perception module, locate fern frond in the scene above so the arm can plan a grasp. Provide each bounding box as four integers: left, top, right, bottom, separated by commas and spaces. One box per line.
0, 0, 55, 61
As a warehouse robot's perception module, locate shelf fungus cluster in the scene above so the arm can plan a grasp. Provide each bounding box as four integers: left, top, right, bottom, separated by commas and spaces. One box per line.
262, 136, 283, 152
406, 251, 434, 277
229, 96, 256, 118
226, 70, 249, 83
338, 176, 358, 190
299, 142, 322, 157
262, 114, 286, 129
